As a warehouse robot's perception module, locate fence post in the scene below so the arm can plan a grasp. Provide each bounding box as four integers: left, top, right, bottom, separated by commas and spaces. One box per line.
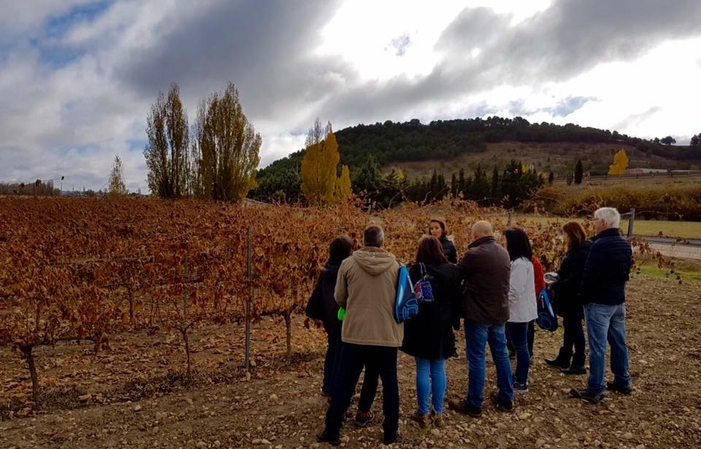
507, 210, 512, 227
245, 227, 252, 370
627, 208, 635, 238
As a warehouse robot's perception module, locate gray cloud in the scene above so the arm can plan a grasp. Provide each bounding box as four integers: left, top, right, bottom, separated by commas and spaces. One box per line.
115, 0, 348, 132
437, 0, 701, 86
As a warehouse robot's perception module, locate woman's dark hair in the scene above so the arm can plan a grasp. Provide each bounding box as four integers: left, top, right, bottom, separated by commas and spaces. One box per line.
416, 236, 448, 264
563, 221, 587, 251
329, 235, 354, 264
504, 227, 533, 261
429, 219, 447, 238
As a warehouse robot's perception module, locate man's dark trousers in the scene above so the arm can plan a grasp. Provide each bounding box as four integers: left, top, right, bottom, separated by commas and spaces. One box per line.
324, 343, 399, 439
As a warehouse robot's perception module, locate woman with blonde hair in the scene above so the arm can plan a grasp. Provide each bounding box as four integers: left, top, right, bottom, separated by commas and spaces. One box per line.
545, 221, 592, 374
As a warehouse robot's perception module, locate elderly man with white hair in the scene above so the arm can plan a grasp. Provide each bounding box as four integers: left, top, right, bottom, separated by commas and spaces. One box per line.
571, 207, 633, 404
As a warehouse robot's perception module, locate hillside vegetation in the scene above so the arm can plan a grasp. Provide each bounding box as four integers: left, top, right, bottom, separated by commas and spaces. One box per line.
258, 116, 701, 177
251, 117, 701, 206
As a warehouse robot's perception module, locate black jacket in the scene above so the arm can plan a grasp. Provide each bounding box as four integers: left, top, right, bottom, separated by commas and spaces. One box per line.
309, 262, 343, 338
456, 236, 511, 324
440, 236, 458, 264
552, 240, 592, 318
578, 228, 632, 306
401, 262, 461, 360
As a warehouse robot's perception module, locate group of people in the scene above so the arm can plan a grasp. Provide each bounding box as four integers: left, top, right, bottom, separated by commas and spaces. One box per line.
311, 208, 633, 446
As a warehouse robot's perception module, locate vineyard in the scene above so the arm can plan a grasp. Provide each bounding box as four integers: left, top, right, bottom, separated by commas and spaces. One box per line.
2, 197, 692, 448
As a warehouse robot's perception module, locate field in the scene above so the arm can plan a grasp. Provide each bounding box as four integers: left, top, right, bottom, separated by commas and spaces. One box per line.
1, 275, 699, 449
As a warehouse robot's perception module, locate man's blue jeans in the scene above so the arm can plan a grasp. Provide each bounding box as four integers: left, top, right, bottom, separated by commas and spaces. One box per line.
584, 303, 631, 396
415, 357, 446, 416
464, 321, 513, 408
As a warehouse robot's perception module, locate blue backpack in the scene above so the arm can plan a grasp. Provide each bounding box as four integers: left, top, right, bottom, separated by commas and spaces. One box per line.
536, 288, 558, 332
395, 264, 419, 323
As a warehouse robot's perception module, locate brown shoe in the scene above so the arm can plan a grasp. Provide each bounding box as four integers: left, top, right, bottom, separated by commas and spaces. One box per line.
448, 398, 482, 417
431, 412, 444, 428
410, 411, 430, 428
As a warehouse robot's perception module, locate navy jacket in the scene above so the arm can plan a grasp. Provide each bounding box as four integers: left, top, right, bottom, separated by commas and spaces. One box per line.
439, 236, 458, 264
578, 228, 632, 306
552, 240, 592, 318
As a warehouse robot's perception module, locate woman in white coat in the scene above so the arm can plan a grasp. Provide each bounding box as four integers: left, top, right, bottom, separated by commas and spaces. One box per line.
504, 228, 538, 393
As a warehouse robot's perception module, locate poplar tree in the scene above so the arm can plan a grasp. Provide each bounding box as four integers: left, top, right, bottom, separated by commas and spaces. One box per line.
334, 165, 352, 201
144, 83, 189, 198
608, 149, 629, 176
191, 83, 261, 202
300, 119, 340, 205
108, 155, 127, 196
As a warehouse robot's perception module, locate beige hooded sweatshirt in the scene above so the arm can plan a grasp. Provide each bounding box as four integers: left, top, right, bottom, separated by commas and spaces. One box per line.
335, 246, 403, 347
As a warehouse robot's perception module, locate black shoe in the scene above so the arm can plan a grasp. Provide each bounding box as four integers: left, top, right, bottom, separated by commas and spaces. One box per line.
545, 357, 570, 369
561, 365, 587, 375
317, 430, 340, 446
570, 388, 604, 404
606, 382, 632, 395
383, 432, 399, 445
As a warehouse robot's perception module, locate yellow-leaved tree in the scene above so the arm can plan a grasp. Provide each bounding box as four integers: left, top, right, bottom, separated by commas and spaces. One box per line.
335, 165, 352, 201
608, 149, 629, 176
301, 119, 341, 205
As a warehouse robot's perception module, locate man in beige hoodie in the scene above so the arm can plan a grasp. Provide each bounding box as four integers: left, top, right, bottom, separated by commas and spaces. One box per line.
318, 225, 403, 446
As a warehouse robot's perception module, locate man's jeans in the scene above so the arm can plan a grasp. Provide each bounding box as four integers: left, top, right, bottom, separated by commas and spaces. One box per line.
584, 303, 631, 396
464, 321, 513, 408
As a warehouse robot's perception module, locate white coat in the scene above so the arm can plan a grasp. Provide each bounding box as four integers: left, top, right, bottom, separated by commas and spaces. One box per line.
508, 257, 538, 323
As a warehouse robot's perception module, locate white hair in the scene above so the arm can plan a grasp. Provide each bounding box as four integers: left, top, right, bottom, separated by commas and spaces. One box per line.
594, 207, 620, 229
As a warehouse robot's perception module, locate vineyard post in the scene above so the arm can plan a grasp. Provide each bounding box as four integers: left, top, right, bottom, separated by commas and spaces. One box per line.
19, 345, 39, 404
245, 227, 252, 370
627, 208, 636, 238
181, 258, 192, 379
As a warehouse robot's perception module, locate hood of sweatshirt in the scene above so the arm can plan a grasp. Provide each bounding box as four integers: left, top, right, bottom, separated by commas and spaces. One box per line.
351, 246, 397, 276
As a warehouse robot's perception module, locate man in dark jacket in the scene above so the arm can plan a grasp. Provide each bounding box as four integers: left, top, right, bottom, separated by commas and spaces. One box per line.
448, 221, 514, 416
571, 207, 633, 403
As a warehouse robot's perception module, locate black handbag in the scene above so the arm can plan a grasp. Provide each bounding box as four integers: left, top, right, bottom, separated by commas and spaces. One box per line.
305, 283, 324, 320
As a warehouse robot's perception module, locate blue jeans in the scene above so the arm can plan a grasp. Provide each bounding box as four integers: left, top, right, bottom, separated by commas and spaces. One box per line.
584, 303, 631, 396
506, 322, 530, 385
415, 357, 446, 416
464, 321, 513, 408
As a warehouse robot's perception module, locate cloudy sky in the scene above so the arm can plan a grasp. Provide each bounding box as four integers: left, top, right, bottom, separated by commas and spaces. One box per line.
1, 0, 701, 192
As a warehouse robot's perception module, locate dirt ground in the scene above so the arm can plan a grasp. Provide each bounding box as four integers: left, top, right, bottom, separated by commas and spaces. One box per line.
1, 275, 700, 449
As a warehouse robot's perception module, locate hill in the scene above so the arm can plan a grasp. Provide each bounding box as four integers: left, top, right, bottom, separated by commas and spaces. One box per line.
250, 116, 701, 203
260, 117, 700, 175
